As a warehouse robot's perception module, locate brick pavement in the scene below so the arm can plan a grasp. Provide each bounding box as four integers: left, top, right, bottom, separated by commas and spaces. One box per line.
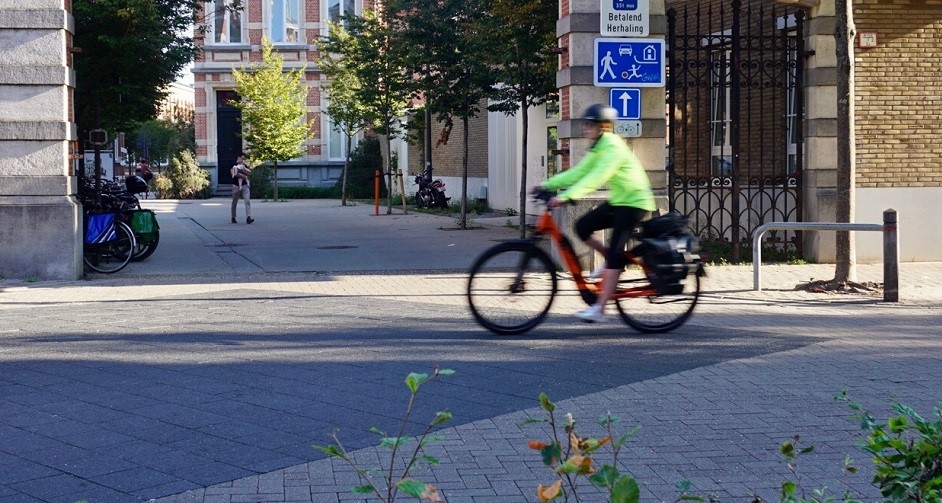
1, 260, 939, 502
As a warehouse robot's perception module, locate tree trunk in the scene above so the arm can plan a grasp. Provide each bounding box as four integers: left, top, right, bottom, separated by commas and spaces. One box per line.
518, 98, 529, 238
385, 117, 393, 215
273, 160, 279, 202
342, 135, 352, 206
460, 115, 469, 230
834, 0, 857, 282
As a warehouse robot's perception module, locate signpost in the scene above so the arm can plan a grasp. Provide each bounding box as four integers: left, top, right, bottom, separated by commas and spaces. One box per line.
609, 88, 641, 120
594, 38, 666, 87
601, 0, 650, 36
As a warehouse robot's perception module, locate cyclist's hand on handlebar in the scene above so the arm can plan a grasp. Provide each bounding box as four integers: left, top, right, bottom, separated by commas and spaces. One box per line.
548, 197, 566, 209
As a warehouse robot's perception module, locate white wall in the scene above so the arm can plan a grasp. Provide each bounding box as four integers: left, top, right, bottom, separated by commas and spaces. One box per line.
855, 187, 942, 262
487, 104, 551, 215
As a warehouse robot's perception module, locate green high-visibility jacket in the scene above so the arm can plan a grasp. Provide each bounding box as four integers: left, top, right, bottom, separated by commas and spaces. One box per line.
542, 132, 655, 211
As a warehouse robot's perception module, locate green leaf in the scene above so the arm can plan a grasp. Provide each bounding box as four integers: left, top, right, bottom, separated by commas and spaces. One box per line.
800, 445, 815, 454
406, 372, 429, 393
780, 441, 795, 457
782, 480, 797, 497
351, 484, 373, 494
380, 436, 409, 449
421, 454, 441, 466
520, 417, 547, 425
432, 411, 453, 426
598, 414, 621, 426
396, 479, 426, 498
539, 392, 555, 413
419, 434, 445, 446
611, 475, 640, 503
888, 416, 908, 433
315, 445, 343, 457
436, 368, 455, 376
540, 442, 562, 467
588, 465, 619, 488
614, 427, 640, 449
370, 426, 384, 435
676, 480, 693, 492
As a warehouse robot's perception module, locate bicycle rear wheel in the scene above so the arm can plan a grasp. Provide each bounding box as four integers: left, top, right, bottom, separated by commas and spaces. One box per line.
614, 263, 701, 333
131, 227, 159, 261
83, 221, 135, 274
467, 242, 557, 335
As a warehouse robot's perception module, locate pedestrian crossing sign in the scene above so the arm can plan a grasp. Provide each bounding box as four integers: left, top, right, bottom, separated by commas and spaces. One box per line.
594, 38, 666, 87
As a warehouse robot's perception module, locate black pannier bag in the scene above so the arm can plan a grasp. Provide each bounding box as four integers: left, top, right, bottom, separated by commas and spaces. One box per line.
633, 212, 699, 295
125, 175, 149, 194
642, 211, 688, 239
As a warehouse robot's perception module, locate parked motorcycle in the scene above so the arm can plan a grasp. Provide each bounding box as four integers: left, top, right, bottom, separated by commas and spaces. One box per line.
414, 167, 449, 209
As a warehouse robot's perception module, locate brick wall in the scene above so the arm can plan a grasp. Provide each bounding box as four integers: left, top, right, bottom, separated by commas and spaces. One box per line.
854, 0, 942, 188
407, 111, 489, 179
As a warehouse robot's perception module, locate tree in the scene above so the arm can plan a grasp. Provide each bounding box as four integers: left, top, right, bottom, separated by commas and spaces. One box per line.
340, 7, 413, 214
128, 117, 195, 167
486, 0, 559, 237
834, 0, 857, 283
317, 21, 373, 206
232, 38, 315, 201
399, 0, 497, 229
73, 0, 200, 137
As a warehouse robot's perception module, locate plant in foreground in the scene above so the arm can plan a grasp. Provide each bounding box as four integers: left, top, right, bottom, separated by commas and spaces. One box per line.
838, 391, 942, 503
316, 366, 454, 502
525, 392, 661, 503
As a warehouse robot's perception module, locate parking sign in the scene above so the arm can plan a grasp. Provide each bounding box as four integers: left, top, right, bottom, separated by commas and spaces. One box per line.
594, 38, 666, 87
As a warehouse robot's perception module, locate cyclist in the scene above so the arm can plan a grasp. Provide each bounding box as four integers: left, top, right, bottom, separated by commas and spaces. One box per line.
536, 104, 656, 323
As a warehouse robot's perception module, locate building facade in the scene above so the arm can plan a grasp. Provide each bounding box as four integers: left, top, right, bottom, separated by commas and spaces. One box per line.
194, 0, 372, 192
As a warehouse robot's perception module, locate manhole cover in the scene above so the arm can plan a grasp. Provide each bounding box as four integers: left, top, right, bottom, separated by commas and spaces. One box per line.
316, 245, 358, 250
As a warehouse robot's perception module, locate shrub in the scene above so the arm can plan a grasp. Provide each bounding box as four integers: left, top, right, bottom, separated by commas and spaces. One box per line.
274, 186, 343, 199
339, 136, 386, 199
248, 161, 274, 200
157, 150, 210, 199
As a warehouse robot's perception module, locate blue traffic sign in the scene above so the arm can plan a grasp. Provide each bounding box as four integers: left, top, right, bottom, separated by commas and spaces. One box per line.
594, 38, 665, 87
610, 88, 641, 120
613, 0, 638, 9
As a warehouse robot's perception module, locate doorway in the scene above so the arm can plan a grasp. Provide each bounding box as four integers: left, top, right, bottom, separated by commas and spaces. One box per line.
216, 90, 241, 186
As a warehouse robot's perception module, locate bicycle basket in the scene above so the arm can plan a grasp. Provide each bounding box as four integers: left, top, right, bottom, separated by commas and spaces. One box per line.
642, 212, 689, 239
85, 213, 117, 244
130, 210, 158, 244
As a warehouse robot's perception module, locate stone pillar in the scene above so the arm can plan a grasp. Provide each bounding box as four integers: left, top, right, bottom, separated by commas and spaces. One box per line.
801, 0, 839, 261
0, 0, 82, 280
556, 0, 668, 270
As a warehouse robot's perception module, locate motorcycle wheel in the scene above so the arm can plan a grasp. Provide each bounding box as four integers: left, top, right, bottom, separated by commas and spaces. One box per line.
433, 191, 448, 209
415, 190, 433, 208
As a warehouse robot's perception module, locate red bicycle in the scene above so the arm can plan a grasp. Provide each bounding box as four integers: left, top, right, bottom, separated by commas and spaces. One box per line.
466, 190, 705, 335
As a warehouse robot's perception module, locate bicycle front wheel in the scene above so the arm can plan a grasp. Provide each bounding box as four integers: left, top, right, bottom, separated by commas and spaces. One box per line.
467, 242, 557, 335
615, 263, 701, 333
83, 221, 135, 274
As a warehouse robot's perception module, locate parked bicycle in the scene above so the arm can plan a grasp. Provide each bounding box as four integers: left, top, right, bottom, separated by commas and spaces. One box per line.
466, 189, 705, 335
78, 176, 160, 273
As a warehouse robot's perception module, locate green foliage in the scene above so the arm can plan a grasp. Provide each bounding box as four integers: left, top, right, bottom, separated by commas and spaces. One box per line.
156, 150, 210, 199
338, 136, 386, 199
700, 237, 810, 265
248, 163, 274, 200
73, 0, 199, 137
526, 393, 642, 503
317, 22, 373, 205
838, 391, 942, 503
314, 366, 454, 502
256, 186, 342, 200
233, 38, 315, 201
128, 117, 195, 166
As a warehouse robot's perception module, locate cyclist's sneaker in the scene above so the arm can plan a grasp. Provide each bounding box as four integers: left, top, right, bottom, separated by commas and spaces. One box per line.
246, 217, 255, 224
587, 263, 607, 280
575, 304, 605, 323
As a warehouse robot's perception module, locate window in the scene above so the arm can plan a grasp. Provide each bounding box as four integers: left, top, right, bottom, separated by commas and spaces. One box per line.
207, 0, 243, 44
270, 0, 300, 43
327, 0, 356, 24
326, 113, 357, 160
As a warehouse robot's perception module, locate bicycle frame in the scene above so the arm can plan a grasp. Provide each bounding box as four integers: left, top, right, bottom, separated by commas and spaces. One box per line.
531, 209, 657, 301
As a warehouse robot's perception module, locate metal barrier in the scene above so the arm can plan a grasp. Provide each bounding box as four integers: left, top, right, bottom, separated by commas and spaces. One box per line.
753, 209, 899, 302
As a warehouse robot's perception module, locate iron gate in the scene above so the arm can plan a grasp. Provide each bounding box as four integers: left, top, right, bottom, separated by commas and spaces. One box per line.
667, 0, 805, 261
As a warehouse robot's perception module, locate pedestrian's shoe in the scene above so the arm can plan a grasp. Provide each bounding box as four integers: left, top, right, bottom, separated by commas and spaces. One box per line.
231, 217, 237, 224
246, 217, 255, 224
575, 304, 605, 323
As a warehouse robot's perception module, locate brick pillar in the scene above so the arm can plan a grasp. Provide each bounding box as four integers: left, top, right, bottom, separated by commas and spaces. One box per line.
0, 0, 82, 280
556, 0, 668, 270
801, 0, 839, 261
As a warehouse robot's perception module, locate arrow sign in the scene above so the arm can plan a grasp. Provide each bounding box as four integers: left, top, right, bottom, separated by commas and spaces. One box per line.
609, 88, 641, 120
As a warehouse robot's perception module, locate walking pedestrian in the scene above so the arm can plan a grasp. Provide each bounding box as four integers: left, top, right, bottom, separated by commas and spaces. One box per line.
231, 153, 254, 224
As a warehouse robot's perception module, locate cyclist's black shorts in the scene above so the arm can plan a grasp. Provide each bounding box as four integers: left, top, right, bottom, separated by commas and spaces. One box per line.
575, 202, 649, 269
